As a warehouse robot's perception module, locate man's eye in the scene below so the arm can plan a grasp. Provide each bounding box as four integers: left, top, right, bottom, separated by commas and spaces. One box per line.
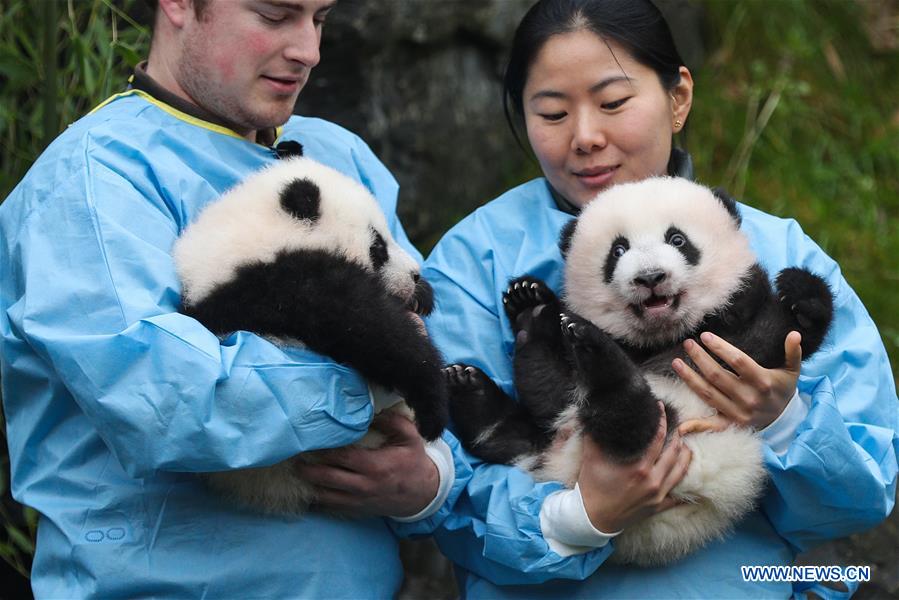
258, 12, 286, 24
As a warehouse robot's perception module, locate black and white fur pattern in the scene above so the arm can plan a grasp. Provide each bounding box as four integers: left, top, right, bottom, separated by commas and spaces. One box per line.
447, 177, 833, 565
173, 156, 447, 514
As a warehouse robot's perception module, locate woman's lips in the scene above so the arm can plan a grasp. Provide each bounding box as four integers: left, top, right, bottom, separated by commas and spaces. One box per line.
574, 165, 618, 188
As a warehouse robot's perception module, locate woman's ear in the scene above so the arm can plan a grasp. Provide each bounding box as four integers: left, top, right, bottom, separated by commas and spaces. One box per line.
671, 66, 694, 133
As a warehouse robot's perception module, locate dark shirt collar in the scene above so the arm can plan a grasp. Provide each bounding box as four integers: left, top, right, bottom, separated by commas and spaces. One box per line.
130, 61, 278, 147
551, 147, 696, 215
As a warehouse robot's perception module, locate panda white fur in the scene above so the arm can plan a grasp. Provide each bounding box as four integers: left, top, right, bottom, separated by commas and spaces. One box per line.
447, 177, 833, 565
173, 156, 447, 514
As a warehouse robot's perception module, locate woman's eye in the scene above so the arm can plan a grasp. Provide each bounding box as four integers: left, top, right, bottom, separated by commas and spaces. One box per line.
540, 112, 566, 122
601, 97, 631, 110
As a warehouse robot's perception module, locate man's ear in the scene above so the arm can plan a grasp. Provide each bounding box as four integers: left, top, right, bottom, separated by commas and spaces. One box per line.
156, 0, 193, 28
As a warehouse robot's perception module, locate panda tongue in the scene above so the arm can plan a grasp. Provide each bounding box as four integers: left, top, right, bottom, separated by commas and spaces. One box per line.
644, 294, 670, 309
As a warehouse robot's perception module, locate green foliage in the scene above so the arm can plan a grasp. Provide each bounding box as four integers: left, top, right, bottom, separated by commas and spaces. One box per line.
0, 0, 149, 581
688, 0, 899, 381
0, 0, 150, 199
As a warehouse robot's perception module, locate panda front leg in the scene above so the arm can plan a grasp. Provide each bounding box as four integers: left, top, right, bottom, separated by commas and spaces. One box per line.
186, 252, 448, 440
774, 267, 834, 358
503, 277, 575, 428
560, 312, 676, 462
444, 364, 548, 465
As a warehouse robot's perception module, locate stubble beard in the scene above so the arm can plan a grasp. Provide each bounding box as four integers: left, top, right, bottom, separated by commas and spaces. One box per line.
177, 51, 297, 134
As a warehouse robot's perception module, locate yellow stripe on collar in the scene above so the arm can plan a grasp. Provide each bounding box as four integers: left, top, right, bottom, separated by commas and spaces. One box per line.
89, 89, 246, 140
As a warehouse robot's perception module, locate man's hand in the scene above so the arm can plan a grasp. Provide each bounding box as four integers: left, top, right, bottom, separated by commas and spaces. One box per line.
672, 331, 801, 431
578, 404, 692, 533
294, 411, 439, 517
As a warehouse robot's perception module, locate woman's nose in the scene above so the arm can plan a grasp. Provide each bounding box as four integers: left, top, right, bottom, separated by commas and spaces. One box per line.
572, 111, 608, 154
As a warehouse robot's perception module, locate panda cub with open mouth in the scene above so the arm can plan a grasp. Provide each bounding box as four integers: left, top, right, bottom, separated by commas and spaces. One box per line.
173, 156, 447, 515
447, 177, 833, 565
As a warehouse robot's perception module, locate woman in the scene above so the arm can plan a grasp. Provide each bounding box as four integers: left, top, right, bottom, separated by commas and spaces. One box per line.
424, 0, 898, 597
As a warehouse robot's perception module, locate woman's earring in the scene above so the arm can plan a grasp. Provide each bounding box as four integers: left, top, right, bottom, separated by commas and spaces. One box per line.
674, 119, 683, 129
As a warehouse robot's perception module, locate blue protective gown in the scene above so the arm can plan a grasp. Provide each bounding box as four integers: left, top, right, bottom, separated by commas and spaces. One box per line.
0, 90, 471, 598
423, 178, 899, 598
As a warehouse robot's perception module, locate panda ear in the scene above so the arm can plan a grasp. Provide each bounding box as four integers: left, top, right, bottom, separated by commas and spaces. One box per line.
280, 178, 321, 222
712, 187, 742, 227
559, 218, 578, 257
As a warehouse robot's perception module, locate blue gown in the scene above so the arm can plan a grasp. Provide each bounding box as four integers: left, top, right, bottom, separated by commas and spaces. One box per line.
423, 178, 898, 598
0, 89, 470, 598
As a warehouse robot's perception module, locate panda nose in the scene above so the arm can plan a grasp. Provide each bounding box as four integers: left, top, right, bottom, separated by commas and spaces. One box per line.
633, 271, 667, 288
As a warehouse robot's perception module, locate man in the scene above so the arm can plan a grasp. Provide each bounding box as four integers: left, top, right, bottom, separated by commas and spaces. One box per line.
0, 1, 466, 596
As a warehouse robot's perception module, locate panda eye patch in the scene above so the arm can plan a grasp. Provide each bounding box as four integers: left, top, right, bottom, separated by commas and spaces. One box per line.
603, 235, 629, 283
369, 228, 389, 270
665, 226, 701, 265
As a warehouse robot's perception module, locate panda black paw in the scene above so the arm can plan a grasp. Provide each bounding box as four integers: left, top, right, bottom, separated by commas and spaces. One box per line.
444, 363, 492, 394
444, 364, 513, 445
503, 277, 559, 324
560, 312, 605, 348
775, 268, 834, 355
413, 405, 449, 442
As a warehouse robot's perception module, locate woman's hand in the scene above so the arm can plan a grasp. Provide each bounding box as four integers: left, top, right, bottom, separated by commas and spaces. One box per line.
672, 331, 802, 432
293, 411, 439, 517
577, 404, 693, 533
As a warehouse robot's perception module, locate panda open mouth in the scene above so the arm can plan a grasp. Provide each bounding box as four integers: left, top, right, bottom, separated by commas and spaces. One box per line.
635, 293, 682, 316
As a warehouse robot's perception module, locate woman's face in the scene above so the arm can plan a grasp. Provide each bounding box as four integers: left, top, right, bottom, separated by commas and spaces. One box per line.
523, 29, 693, 207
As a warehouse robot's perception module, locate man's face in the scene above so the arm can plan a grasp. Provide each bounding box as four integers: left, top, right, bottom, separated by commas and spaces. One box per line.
176, 0, 335, 135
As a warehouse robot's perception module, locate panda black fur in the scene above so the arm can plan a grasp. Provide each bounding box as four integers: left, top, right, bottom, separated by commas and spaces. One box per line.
173, 156, 448, 514
446, 177, 834, 565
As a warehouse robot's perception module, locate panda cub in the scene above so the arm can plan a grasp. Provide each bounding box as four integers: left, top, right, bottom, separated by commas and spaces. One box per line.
173, 156, 447, 515
447, 177, 833, 565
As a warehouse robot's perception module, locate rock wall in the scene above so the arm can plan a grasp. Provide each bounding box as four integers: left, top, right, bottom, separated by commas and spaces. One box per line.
296, 0, 536, 250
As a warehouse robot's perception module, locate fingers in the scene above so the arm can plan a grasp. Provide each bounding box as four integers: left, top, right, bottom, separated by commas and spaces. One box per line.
784, 331, 803, 373
369, 410, 419, 441
678, 414, 731, 435
644, 402, 668, 462
294, 460, 369, 493
671, 333, 744, 417
656, 441, 692, 503
672, 349, 740, 418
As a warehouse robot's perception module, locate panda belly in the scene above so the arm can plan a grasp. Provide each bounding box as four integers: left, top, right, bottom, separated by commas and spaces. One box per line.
531, 375, 766, 566
608, 374, 766, 566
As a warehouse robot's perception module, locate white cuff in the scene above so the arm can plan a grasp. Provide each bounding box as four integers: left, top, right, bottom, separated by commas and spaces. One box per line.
539, 483, 621, 557
390, 438, 455, 522
758, 388, 809, 455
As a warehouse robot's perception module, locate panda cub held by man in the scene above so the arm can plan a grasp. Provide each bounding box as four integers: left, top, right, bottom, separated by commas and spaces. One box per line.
446, 177, 834, 566
173, 156, 448, 515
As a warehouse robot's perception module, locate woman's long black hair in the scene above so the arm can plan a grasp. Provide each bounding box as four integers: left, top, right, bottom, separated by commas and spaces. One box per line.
503, 0, 686, 153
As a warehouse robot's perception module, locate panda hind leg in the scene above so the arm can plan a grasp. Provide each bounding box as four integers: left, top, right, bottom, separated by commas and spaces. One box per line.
774, 268, 834, 358
560, 312, 672, 462
445, 364, 548, 465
